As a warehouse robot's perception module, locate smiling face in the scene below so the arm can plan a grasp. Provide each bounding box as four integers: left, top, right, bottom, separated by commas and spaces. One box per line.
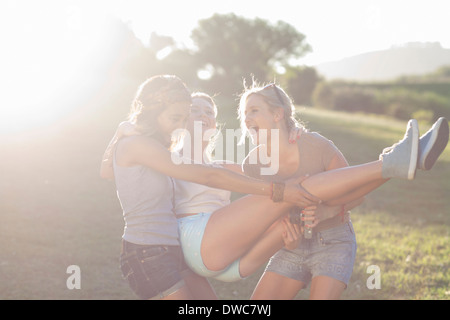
178, 95, 219, 162
244, 93, 282, 145
188, 96, 217, 133
238, 83, 299, 146
156, 101, 191, 144
130, 75, 192, 147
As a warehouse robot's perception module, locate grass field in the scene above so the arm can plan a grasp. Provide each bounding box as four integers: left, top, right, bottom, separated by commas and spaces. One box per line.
0, 102, 448, 300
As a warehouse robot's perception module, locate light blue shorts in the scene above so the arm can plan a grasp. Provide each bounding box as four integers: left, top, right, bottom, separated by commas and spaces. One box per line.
265, 222, 357, 286
177, 212, 244, 282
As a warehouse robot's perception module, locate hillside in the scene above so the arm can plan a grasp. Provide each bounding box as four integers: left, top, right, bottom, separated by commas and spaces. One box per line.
315, 42, 450, 82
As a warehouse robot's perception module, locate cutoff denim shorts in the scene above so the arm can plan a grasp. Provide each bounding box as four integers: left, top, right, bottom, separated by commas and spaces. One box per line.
120, 240, 188, 299
177, 212, 244, 282
265, 221, 357, 286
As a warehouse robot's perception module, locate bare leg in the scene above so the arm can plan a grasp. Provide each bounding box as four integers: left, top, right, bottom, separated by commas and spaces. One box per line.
202, 161, 386, 271
325, 179, 388, 206
238, 218, 286, 278
251, 272, 306, 300
301, 161, 385, 203
251, 272, 346, 300
309, 276, 346, 300
162, 286, 193, 300
201, 195, 292, 271
183, 272, 218, 300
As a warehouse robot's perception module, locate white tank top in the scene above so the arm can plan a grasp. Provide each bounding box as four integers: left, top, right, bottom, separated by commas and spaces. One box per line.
173, 161, 231, 215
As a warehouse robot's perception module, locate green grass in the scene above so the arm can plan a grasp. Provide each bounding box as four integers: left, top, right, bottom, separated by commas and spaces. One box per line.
0, 106, 448, 300
297, 108, 450, 300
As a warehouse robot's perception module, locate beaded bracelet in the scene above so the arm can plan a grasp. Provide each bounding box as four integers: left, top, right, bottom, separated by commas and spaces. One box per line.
272, 181, 285, 202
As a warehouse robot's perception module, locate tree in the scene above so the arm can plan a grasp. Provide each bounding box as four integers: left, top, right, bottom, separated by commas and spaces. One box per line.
148, 32, 175, 54
190, 13, 311, 96
433, 65, 450, 79
283, 66, 321, 106
312, 82, 335, 109
122, 31, 199, 85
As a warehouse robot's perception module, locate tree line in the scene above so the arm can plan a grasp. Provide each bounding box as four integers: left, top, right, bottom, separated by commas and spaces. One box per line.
98, 13, 450, 125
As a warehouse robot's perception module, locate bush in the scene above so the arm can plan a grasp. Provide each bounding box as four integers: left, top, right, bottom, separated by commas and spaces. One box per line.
311, 82, 334, 109
312, 80, 450, 122
377, 89, 450, 121
283, 66, 321, 106
412, 109, 434, 124
333, 87, 380, 114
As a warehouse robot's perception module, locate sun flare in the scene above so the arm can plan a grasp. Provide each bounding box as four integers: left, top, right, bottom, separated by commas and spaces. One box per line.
0, 1, 113, 133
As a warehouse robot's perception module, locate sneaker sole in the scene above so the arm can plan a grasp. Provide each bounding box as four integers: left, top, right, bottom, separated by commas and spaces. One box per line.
421, 118, 449, 170
408, 119, 419, 180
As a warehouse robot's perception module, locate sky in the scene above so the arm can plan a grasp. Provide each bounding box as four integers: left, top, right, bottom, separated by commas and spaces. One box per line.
1, 0, 449, 133
3, 0, 449, 64
105, 0, 450, 65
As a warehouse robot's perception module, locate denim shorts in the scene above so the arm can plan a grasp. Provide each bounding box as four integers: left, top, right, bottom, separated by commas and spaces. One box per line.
178, 213, 244, 282
265, 222, 357, 286
120, 240, 189, 299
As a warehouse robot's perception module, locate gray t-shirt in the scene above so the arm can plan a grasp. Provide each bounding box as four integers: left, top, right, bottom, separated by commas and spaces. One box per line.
113, 154, 178, 246
243, 131, 349, 229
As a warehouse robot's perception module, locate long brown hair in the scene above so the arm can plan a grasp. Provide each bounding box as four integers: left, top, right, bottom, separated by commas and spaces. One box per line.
128, 75, 191, 139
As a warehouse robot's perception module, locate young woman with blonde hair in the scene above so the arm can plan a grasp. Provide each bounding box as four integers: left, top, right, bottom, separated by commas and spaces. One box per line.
237, 81, 448, 300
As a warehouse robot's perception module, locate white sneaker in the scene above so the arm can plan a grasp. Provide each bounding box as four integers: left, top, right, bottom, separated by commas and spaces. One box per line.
380, 119, 419, 180
418, 117, 449, 170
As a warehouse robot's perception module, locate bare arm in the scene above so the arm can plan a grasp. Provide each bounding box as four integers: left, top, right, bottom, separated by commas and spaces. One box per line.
218, 162, 244, 175
308, 197, 363, 223
281, 216, 303, 250
99, 132, 119, 180
117, 135, 320, 207
100, 122, 141, 180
